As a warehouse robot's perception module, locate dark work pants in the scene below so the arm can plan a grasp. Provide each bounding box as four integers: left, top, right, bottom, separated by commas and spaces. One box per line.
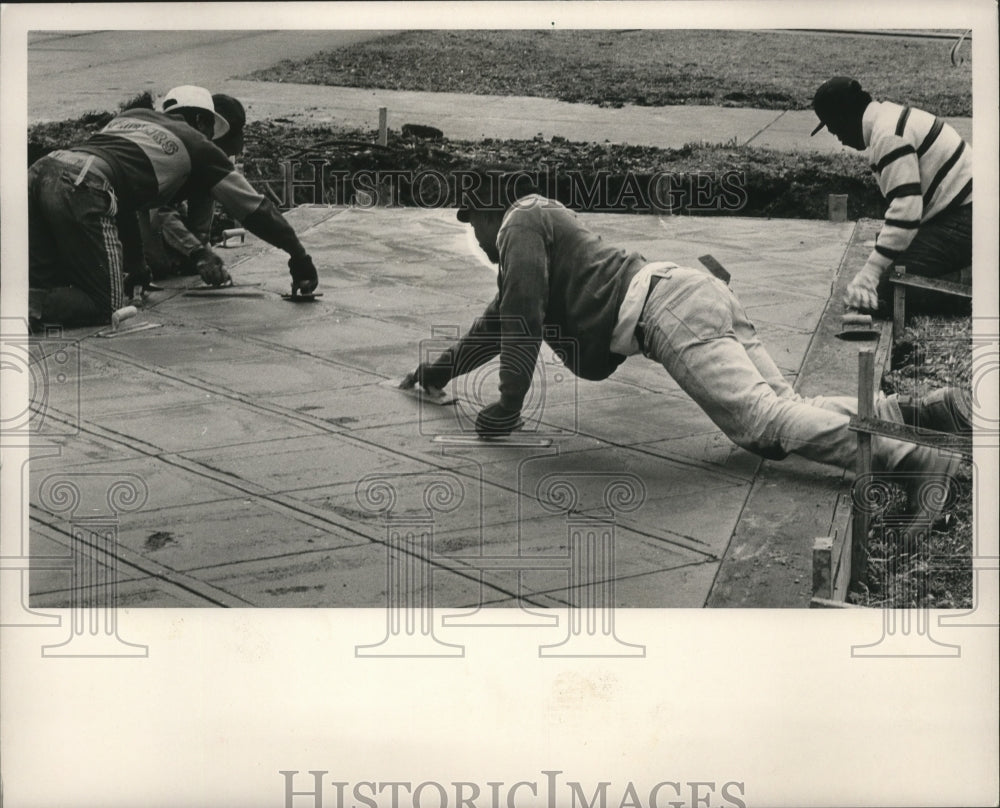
877, 203, 972, 318
28, 153, 125, 326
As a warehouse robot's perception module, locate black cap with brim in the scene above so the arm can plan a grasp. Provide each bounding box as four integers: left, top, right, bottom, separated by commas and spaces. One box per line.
810, 76, 863, 137
212, 93, 246, 156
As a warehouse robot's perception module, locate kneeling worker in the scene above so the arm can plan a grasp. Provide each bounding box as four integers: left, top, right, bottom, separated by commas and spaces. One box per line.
811, 76, 972, 315
29, 85, 320, 326
141, 93, 248, 282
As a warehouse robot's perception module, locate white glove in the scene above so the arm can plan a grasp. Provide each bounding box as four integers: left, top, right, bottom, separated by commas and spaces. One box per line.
844, 263, 883, 312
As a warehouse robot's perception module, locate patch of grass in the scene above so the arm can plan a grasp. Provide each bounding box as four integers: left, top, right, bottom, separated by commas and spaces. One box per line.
885, 316, 973, 397
849, 315, 974, 609
247, 30, 972, 116
854, 461, 973, 610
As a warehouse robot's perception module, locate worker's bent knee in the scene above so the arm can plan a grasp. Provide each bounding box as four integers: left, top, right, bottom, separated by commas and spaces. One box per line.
733, 433, 789, 461
40, 287, 112, 326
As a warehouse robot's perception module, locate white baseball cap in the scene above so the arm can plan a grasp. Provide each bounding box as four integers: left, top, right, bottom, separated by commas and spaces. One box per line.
160, 85, 230, 139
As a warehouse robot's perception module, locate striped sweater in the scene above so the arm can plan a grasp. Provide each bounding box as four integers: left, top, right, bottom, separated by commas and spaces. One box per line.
862, 100, 972, 274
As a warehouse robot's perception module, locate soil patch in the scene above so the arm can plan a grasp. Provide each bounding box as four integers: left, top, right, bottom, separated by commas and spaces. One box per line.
27, 115, 883, 222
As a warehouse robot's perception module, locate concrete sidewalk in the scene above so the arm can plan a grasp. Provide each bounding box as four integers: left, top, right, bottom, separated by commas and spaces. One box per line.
27, 208, 857, 609
25, 31, 972, 151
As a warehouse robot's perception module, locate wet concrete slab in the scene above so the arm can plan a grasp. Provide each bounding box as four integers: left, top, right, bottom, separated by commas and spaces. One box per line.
195, 542, 498, 608
30, 576, 203, 609
27, 207, 856, 608
526, 559, 722, 609
642, 433, 761, 483
180, 433, 434, 493
270, 383, 460, 432
30, 432, 146, 472
31, 455, 240, 515
112, 498, 367, 572
542, 389, 718, 446
86, 399, 324, 454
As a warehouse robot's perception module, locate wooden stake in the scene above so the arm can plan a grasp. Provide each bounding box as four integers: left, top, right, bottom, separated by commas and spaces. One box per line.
281, 161, 294, 208
893, 264, 907, 343
828, 193, 848, 222
812, 536, 833, 599
851, 348, 875, 588
378, 107, 388, 146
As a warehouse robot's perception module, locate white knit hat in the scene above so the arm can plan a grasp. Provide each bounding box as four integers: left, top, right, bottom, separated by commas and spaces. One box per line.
160, 85, 230, 139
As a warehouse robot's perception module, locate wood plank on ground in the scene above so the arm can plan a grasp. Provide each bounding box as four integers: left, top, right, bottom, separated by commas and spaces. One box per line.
706, 219, 884, 607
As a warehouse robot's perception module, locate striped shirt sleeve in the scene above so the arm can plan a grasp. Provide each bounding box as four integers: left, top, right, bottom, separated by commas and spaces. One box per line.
868, 126, 923, 271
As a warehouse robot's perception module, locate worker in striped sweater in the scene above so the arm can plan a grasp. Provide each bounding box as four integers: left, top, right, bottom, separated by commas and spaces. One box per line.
811, 76, 972, 315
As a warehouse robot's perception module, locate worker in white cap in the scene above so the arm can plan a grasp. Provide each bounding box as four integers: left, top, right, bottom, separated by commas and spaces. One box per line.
141, 93, 249, 282
29, 85, 321, 327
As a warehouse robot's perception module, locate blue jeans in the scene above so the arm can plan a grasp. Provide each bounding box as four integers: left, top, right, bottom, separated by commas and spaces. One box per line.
639, 266, 866, 468
29, 152, 126, 326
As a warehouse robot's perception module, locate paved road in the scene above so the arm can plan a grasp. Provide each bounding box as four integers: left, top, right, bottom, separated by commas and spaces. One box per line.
27, 30, 389, 121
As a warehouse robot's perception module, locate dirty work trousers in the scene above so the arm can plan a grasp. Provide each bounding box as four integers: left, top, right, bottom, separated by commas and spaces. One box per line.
28, 151, 126, 326
637, 265, 915, 471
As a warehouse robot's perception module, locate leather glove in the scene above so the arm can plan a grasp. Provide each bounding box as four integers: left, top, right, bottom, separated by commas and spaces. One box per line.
844, 263, 883, 312
193, 246, 230, 287
399, 362, 450, 394
475, 400, 522, 439
288, 254, 319, 295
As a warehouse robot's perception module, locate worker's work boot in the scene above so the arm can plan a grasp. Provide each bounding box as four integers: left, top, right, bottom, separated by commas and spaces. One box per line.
890, 386, 973, 434
872, 394, 964, 537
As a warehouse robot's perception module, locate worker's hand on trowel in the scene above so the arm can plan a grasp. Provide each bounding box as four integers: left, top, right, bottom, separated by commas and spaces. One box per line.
843, 264, 881, 312
400, 363, 448, 397
193, 246, 231, 287
288, 254, 319, 295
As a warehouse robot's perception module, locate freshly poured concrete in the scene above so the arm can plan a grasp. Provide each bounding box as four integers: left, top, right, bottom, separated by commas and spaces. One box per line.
29, 207, 857, 608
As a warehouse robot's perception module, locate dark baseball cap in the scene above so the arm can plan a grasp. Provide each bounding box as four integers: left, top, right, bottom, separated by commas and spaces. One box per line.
811, 76, 866, 136
212, 93, 246, 156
